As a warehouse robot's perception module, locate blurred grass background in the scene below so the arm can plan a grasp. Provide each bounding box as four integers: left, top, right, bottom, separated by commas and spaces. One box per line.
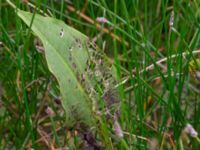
0, 0, 200, 149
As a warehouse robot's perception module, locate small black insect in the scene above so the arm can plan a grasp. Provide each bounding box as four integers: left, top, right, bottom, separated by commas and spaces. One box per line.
60, 28, 64, 37
72, 62, 77, 68
54, 96, 61, 105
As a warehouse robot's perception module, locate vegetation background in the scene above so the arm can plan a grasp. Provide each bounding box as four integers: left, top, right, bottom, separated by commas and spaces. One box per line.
0, 0, 200, 149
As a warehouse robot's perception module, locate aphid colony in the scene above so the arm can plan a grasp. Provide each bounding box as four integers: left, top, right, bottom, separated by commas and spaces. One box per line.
66, 36, 120, 114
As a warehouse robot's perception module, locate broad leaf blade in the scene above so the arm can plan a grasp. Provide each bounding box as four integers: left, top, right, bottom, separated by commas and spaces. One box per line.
17, 10, 94, 127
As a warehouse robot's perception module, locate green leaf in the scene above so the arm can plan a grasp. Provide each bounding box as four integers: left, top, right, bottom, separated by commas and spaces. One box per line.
17, 10, 94, 127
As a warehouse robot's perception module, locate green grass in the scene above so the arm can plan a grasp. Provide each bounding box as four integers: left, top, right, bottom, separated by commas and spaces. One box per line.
1, 0, 200, 149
